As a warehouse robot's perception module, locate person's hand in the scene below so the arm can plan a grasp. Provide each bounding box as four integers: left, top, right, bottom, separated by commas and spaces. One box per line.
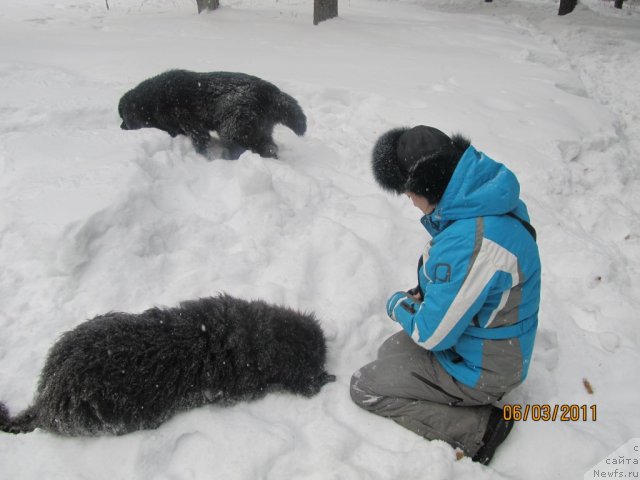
386, 291, 408, 320
406, 285, 423, 301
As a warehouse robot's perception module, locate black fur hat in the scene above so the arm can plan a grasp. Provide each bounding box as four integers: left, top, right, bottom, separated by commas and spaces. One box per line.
372, 125, 471, 204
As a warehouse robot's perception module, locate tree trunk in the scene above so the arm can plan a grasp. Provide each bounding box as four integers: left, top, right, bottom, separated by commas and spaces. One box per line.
558, 0, 577, 15
196, 0, 219, 14
314, 0, 338, 25
614, 0, 624, 8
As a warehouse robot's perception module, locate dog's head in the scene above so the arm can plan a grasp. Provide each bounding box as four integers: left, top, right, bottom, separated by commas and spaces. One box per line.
118, 92, 152, 130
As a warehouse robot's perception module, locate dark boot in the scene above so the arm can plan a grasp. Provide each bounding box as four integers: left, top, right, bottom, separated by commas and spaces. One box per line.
472, 406, 514, 465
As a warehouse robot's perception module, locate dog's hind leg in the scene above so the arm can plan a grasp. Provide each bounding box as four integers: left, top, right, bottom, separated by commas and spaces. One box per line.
245, 127, 278, 159
254, 142, 278, 159
247, 124, 279, 159
219, 116, 278, 159
220, 142, 246, 160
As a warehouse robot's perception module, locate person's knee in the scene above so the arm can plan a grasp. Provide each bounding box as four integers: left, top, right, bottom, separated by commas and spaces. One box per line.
350, 368, 382, 410
349, 369, 363, 402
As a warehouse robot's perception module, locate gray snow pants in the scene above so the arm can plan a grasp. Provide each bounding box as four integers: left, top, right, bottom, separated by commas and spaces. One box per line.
350, 331, 505, 457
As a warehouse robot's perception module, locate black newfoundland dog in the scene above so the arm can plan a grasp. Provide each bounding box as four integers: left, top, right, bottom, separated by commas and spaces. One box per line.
0, 294, 334, 436
118, 70, 307, 159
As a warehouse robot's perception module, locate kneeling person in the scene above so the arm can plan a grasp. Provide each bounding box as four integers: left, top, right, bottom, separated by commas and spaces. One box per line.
351, 125, 541, 465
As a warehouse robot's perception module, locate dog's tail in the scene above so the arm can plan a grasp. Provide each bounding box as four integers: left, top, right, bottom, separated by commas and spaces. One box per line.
274, 90, 307, 136
0, 402, 38, 434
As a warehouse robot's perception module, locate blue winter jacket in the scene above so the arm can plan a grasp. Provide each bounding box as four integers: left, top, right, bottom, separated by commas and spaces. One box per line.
387, 146, 541, 392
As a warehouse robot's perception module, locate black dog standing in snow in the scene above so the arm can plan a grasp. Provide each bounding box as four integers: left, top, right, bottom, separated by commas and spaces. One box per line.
118, 70, 307, 159
0, 294, 334, 436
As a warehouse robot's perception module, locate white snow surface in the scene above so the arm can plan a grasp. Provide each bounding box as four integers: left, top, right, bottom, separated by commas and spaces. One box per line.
1, 0, 639, 478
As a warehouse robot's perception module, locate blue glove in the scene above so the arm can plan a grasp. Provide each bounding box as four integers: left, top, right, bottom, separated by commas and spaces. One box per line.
386, 291, 408, 321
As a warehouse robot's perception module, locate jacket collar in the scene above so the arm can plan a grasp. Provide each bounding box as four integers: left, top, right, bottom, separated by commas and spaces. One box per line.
420, 208, 448, 237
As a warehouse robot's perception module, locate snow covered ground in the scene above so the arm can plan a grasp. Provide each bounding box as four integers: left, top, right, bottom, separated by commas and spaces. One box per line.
1, 0, 639, 478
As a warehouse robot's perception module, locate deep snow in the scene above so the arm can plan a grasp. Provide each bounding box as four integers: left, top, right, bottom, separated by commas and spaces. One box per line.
1, 0, 639, 479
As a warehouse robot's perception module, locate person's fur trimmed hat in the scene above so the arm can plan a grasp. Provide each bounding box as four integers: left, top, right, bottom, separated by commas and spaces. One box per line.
371, 128, 409, 194
371, 125, 471, 204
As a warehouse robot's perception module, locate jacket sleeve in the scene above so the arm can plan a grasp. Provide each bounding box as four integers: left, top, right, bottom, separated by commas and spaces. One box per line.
390, 224, 498, 351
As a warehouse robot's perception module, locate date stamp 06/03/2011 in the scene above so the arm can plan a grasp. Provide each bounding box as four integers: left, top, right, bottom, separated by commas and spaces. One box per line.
502, 404, 598, 422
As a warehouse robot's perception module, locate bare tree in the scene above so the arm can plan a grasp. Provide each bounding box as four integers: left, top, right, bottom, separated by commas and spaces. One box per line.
558, 0, 577, 15
314, 0, 338, 25
197, 0, 219, 14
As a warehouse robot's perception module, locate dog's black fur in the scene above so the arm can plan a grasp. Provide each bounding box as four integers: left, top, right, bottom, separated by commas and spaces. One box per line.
0, 294, 334, 436
118, 70, 307, 159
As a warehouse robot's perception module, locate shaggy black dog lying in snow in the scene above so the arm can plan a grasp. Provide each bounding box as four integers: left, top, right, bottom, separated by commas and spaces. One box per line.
118, 70, 307, 159
0, 294, 334, 436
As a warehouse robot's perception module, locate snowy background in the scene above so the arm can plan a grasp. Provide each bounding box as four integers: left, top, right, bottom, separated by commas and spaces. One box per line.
1, 0, 639, 478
